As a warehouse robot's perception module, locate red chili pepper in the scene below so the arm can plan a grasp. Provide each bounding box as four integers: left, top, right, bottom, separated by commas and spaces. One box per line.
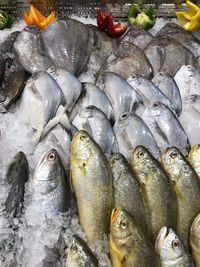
107, 13, 128, 38
97, 11, 110, 30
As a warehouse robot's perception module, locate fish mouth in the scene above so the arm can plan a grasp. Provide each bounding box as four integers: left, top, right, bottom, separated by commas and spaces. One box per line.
155, 226, 170, 253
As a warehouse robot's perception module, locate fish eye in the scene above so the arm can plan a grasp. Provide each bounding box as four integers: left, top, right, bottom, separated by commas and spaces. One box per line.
121, 113, 128, 119
152, 103, 159, 109
172, 239, 180, 250
170, 150, 178, 159
47, 153, 56, 161
80, 134, 87, 141
114, 155, 120, 161
86, 106, 93, 110
71, 244, 78, 254
137, 150, 144, 158
123, 42, 129, 48
120, 220, 128, 229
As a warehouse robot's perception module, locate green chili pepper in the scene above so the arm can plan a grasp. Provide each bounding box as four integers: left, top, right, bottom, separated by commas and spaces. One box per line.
0, 10, 12, 30
128, 3, 156, 30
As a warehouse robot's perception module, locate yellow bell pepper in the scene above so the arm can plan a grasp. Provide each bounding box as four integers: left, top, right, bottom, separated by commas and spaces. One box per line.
176, 0, 200, 33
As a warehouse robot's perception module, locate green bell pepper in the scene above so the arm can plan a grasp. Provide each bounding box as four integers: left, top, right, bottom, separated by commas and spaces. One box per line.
128, 3, 156, 30
0, 10, 12, 30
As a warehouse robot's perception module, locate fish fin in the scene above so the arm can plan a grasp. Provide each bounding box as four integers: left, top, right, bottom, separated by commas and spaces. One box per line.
69, 170, 74, 193
157, 45, 166, 72
153, 120, 169, 145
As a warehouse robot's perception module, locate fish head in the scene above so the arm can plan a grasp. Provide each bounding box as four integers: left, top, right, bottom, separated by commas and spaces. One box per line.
114, 41, 134, 57
79, 105, 96, 119
109, 153, 127, 182
131, 145, 151, 168
33, 149, 64, 194
190, 213, 200, 253
127, 74, 141, 88
68, 235, 87, 264
114, 112, 131, 128
155, 226, 185, 263
149, 102, 164, 118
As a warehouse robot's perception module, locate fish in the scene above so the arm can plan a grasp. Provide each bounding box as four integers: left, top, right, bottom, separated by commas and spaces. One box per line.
26, 149, 69, 218
190, 213, 200, 267
72, 105, 118, 157
127, 74, 176, 115
19, 71, 65, 138
155, 226, 194, 267
118, 26, 153, 50
109, 208, 161, 267
101, 41, 153, 80
98, 72, 144, 121
174, 65, 200, 101
188, 145, 200, 178
144, 36, 199, 76
66, 235, 99, 267
5, 151, 29, 218
41, 19, 95, 75
137, 102, 190, 155
0, 71, 27, 113
13, 26, 53, 74
47, 66, 82, 111
113, 112, 161, 160
161, 147, 200, 248
130, 145, 177, 242
156, 22, 200, 58
69, 82, 114, 123
70, 130, 114, 243
109, 153, 148, 234
152, 72, 182, 116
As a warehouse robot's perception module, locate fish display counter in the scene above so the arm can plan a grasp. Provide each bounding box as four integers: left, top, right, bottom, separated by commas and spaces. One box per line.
0, 0, 200, 266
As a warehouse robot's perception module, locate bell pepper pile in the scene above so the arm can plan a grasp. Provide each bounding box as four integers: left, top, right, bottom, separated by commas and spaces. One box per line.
24, 4, 56, 30
176, 0, 200, 32
97, 11, 128, 38
128, 3, 156, 30
0, 10, 12, 30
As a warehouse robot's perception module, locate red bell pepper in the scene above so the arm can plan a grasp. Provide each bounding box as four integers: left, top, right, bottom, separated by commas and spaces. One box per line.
97, 11, 110, 30
107, 13, 128, 38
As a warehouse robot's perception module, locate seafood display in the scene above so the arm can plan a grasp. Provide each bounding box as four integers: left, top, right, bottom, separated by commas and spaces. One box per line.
0, 15, 200, 267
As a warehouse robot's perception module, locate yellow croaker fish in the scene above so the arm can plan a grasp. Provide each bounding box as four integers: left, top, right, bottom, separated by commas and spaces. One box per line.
109, 208, 161, 267
70, 130, 114, 243
188, 144, 200, 178
190, 213, 200, 267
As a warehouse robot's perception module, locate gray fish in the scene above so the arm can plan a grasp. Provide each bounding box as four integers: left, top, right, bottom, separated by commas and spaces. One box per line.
138, 102, 190, 155
13, 26, 53, 74
69, 82, 114, 123
127, 74, 176, 115
155, 226, 194, 267
5, 151, 29, 218
41, 19, 95, 75
118, 26, 153, 50
113, 112, 161, 160
0, 71, 27, 113
67, 235, 99, 267
156, 22, 200, 58
152, 72, 182, 116
47, 66, 82, 111
144, 36, 199, 76
101, 41, 153, 80
99, 72, 144, 121
72, 105, 118, 157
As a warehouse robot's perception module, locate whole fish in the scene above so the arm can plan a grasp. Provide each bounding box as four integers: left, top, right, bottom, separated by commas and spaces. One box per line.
102, 41, 153, 80
189, 145, 200, 178
179, 105, 200, 146
13, 26, 53, 74
19, 71, 65, 136
72, 105, 118, 157
174, 65, 200, 101
155, 226, 194, 267
110, 208, 160, 267
5, 151, 29, 218
47, 66, 82, 111
190, 213, 200, 267
113, 112, 161, 160
69, 82, 114, 123
25, 149, 69, 223
131, 145, 177, 242
109, 153, 148, 234
70, 130, 114, 243
0, 71, 27, 113
161, 147, 200, 248
127, 74, 176, 115
156, 22, 200, 58
144, 36, 199, 76
99, 72, 143, 121
152, 72, 182, 116
41, 19, 95, 75
66, 235, 99, 267
118, 26, 153, 50
137, 102, 190, 155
